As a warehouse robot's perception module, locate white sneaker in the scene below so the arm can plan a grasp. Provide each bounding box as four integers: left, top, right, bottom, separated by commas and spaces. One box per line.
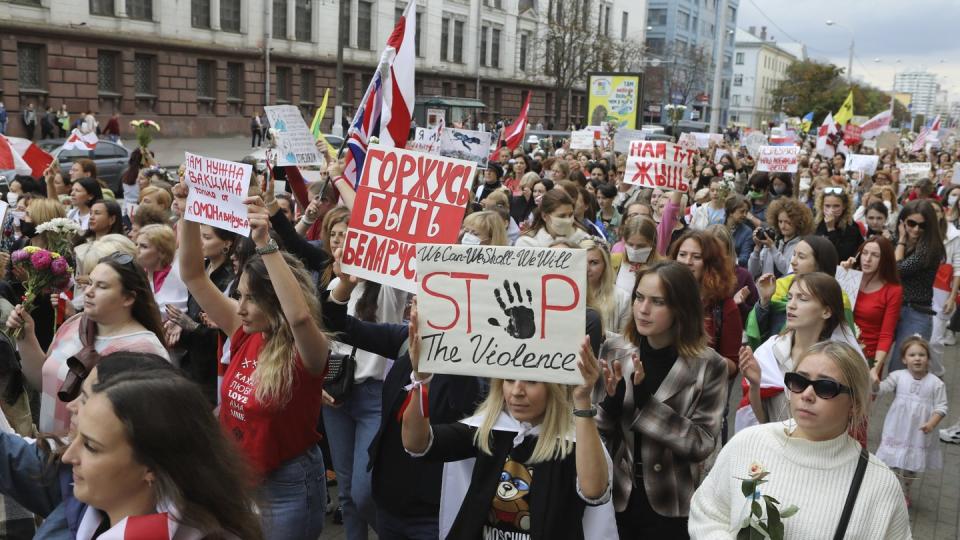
944, 332, 956, 346
940, 427, 960, 444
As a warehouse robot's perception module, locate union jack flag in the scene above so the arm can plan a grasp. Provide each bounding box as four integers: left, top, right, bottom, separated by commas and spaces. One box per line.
343, 71, 383, 187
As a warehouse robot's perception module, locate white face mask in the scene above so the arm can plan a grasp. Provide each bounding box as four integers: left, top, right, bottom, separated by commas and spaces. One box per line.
460, 232, 482, 245
5, 192, 17, 205
548, 216, 575, 236
625, 245, 652, 263
949, 195, 960, 207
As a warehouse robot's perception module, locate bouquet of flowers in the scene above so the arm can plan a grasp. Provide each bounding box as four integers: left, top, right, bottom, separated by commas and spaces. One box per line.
717, 176, 736, 201
35, 218, 81, 266
130, 119, 161, 167
736, 462, 797, 540
7, 247, 73, 340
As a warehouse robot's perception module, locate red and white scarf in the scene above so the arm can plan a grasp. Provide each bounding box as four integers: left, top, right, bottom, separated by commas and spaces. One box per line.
76, 505, 207, 540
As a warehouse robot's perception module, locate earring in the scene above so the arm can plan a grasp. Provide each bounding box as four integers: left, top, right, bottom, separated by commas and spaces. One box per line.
222, 247, 229, 254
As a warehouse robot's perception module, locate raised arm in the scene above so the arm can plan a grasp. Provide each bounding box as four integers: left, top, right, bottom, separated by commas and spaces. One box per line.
247, 197, 329, 375
401, 306, 432, 455
575, 337, 612, 501
5, 306, 46, 390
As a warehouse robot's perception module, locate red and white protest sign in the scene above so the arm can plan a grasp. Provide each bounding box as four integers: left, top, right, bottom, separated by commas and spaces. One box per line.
623, 141, 693, 192
843, 125, 863, 146
756, 145, 799, 173
341, 145, 477, 293
183, 153, 252, 236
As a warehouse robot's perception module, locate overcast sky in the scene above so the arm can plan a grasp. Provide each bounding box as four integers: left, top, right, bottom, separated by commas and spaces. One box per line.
737, 0, 960, 99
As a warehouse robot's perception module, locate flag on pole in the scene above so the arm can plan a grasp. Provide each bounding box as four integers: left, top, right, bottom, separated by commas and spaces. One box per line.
342, 1, 416, 187
0, 135, 54, 177
911, 114, 941, 152
800, 112, 814, 134
488, 91, 533, 162
860, 110, 892, 140
834, 91, 854, 127
62, 129, 99, 151
816, 112, 837, 159
310, 88, 330, 141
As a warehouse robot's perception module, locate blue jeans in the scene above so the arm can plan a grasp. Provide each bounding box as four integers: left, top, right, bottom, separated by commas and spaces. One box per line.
259, 444, 326, 540
376, 506, 439, 540
887, 304, 933, 373
323, 378, 382, 540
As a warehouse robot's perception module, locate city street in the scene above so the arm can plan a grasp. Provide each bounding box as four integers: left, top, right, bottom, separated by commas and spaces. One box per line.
147, 135, 267, 168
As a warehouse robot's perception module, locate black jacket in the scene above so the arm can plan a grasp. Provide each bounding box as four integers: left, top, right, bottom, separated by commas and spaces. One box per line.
178, 261, 234, 405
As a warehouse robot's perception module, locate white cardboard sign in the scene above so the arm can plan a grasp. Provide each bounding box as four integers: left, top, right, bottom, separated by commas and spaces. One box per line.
756, 146, 799, 173
898, 162, 932, 185
183, 153, 252, 236
835, 267, 863, 309
844, 154, 880, 175
613, 129, 645, 153
416, 245, 586, 385
264, 105, 326, 167
439, 128, 494, 168
570, 130, 595, 150
623, 141, 694, 192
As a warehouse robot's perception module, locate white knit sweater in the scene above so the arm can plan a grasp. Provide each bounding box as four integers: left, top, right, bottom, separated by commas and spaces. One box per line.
689, 421, 912, 539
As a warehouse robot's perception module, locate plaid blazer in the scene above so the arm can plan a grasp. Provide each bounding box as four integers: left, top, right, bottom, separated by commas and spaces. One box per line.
596, 336, 728, 517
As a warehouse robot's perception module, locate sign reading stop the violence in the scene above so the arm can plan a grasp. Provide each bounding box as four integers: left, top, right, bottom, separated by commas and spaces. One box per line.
623, 140, 694, 192
415, 245, 586, 385
756, 145, 799, 173
183, 152, 252, 236
340, 145, 477, 293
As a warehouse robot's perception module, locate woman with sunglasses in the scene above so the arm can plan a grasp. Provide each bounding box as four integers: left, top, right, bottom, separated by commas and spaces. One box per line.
595, 261, 728, 538
692, 341, 910, 538
815, 187, 864, 262
884, 200, 945, 374
179, 193, 330, 539
6, 252, 169, 436
737, 272, 862, 432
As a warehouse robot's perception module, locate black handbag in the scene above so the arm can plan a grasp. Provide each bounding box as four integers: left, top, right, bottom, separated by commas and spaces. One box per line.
323, 345, 357, 404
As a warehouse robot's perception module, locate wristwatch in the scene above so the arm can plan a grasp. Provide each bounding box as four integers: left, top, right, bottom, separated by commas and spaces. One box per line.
573, 407, 598, 418
255, 238, 280, 255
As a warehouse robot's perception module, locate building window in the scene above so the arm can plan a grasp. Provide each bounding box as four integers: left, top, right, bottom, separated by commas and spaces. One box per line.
732, 94, 740, 106
493, 88, 502, 113
134, 54, 155, 95
645, 37, 665, 55
197, 60, 215, 99
453, 20, 464, 63
273, 0, 287, 37
491, 28, 501, 69
519, 32, 528, 71
97, 51, 121, 94
17, 43, 45, 91
301, 69, 315, 103
227, 62, 243, 100
221, 0, 241, 32
126, 0, 153, 20
191, 0, 210, 28
90, 0, 115, 15
733, 74, 743, 87
480, 26, 488, 66
483, 0, 502, 7
357, 1, 373, 49
295, 0, 312, 41
442, 82, 452, 96
621, 11, 628, 40
647, 8, 666, 26
440, 17, 450, 61
518, 0, 534, 12
456, 83, 466, 97
277, 66, 292, 102
678, 11, 690, 30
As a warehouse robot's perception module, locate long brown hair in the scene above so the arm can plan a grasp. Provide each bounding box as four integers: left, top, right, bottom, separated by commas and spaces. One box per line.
854, 236, 900, 285
668, 230, 735, 305
789, 273, 845, 341
624, 261, 707, 358
96, 256, 166, 347
901, 199, 945, 267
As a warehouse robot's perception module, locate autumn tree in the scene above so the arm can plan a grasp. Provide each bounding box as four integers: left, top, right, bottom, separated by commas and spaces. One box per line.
772, 59, 902, 124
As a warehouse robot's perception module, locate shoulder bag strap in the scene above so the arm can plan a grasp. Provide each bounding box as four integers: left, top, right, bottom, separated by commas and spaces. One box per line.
832, 447, 869, 540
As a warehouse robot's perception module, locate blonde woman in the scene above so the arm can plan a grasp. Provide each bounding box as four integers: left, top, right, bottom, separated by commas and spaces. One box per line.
460, 210, 509, 246
583, 239, 631, 335
691, 341, 910, 539
612, 215, 660, 293
136, 224, 187, 319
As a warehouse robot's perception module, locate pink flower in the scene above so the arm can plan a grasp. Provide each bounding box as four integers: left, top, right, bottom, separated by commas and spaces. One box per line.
50, 257, 69, 276
11, 249, 29, 263
30, 250, 52, 270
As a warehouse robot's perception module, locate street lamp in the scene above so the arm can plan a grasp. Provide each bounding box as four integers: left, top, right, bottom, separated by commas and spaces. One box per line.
825, 20, 854, 85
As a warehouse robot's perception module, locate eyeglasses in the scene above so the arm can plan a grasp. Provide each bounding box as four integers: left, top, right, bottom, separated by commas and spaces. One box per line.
784, 372, 851, 399
823, 187, 844, 195
905, 219, 926, 230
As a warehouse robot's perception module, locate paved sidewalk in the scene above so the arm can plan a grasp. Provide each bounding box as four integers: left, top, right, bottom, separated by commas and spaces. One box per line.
147, 135, 256, 168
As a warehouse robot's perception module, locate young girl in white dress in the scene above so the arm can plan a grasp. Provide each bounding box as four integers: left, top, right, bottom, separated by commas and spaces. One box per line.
873, 336, 948, 507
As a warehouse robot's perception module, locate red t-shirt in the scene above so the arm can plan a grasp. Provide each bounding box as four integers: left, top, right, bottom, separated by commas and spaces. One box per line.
220, 328, 325, 477
854, 282, 903, 360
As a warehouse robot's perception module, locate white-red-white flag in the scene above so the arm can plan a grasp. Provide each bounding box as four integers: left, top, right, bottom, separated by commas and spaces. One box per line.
378, 1, 416, 148
815, 112, 837, 159
860, 110, 892, 140
63, 128, 99, 152
0, 135, 53, 177
489, 91, 532, 161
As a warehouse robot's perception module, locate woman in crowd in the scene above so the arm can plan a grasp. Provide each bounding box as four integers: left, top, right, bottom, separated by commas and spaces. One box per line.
943, 185, 960, 228
748, 197, 814, 279
136, 224, 188, 318
510, 172, 541, 226
515, 190, 589, 248
460, 210, 509, 247
670, 231, 742, 377
138, 186, 173, 213
6, 252, 169, 435
596, 261, 728, 538
401, 312, 612, 539
584, 238, 631, 335
770, 172, 793, 198
815, 187, 864, 261
612, 216, 659, 293
725, 194, 754, 267
706, 224, 758, 323
861, 201, 894, 239
885, 200, 945, 374
745, 173, 773, 228
841, 237, 902, 374
67, 177, 103, 231
691, 341, 910, 538
688, 177, 728, 230
595, 183, 622, 243
82, 199, 123, 242
179, 194, 330, 539
738, 272, 863, 431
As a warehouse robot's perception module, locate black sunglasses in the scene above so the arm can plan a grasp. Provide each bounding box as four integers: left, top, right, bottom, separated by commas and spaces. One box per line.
784, 372, 851, 399
905, 219, 926, 230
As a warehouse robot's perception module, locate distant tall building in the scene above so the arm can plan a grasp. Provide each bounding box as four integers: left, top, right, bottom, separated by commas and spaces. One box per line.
729, 27, 803, 129
894, 71, 939, 119
644, 0, 739, 125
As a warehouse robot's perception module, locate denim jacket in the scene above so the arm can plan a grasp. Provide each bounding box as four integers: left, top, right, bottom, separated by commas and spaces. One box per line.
0, 432, 77, 538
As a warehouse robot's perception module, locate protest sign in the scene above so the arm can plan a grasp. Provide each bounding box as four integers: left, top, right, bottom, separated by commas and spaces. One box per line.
407, 127, 441, 153
714, 147, 730, 164
416, 244, 586, 385
340, 145, 477, 293
952, 163, 960, 186
677, 132, 697, 149
569, 130, 595, 150
899, 162, 932, 185
862, 139, 877, 150
835, 267, 863, 309
623, 141, 693, 192
756, 146, 799, 173
743, 131, 768, 158
877, 132, 899, 152
438, 128, 493, 168
844, 154, 879, 175
0, 200, 7, 228
692, 132, 723, 148
183, 153, 252, 236
613, 129, 645, 153
263, 105, 325, 167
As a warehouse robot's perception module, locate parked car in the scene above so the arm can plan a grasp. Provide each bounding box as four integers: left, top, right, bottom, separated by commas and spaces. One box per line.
51, 140, 131, 196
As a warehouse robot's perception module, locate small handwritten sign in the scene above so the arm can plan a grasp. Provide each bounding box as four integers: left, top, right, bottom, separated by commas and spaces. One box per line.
183, 153, 252, 236
835, 267, 863, 309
